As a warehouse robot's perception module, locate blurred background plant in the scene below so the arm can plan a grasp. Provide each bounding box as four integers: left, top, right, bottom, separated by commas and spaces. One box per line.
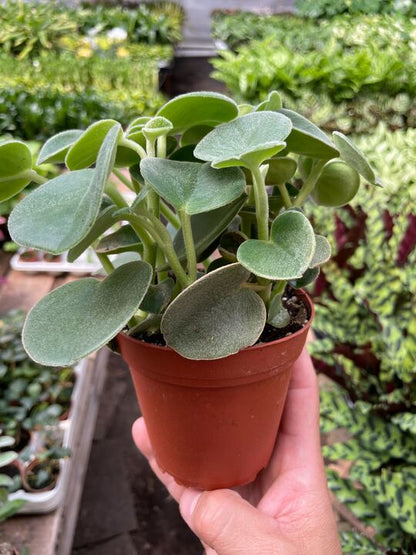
306, 126, 416, 553
0, 0, 183, 141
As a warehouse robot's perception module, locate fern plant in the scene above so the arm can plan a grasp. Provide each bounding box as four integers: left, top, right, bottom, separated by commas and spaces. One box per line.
307, 126, 416, 553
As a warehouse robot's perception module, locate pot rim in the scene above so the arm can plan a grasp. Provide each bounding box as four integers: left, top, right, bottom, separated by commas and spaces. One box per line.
118, 289, 314, 355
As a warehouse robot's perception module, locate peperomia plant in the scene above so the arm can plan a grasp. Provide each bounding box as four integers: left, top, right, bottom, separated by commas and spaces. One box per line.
0, 90, 378, 365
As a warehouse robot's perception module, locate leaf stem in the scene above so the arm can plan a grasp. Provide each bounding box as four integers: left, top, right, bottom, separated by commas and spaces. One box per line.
250, 165, 269, 241
157, 135, 167, 158
113, 168, 136, 193
126, 213, 190, 289
118, 137, 146, 160
179, 210, 197, 282
294, 160, 326, 207
105, 181, 129, 209
160, 200, 180, 229
96, 253, 115, 275
277, 183, 292, 209
27, 170, 47, 185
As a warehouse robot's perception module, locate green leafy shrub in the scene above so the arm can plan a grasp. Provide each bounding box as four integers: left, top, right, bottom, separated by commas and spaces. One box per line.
0, 49, 168, 140
296, 0, 416, 18
0, 0, 77, 59
77, 2, 184, 44
212, 28, 415, 104
306, 126, 416, 552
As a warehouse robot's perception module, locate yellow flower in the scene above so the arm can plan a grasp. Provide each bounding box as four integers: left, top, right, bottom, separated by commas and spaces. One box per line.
117, 46, 129, 58
77, 46, 93, 58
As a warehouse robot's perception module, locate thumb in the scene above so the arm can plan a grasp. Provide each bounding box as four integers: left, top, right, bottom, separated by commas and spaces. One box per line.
179, 489, 290, 555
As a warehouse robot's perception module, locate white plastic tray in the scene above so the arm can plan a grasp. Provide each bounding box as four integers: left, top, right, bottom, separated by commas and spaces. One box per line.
9, 358, 89, 514
10, 249, 102, 274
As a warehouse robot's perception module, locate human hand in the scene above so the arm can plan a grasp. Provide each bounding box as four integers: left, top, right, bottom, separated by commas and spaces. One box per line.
132, 349, 342, 555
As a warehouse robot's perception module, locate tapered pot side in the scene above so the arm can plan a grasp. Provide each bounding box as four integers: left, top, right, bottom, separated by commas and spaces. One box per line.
117, 290, 314, 490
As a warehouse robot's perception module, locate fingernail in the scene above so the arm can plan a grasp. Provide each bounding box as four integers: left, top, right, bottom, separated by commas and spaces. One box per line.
180, 489, 202, 524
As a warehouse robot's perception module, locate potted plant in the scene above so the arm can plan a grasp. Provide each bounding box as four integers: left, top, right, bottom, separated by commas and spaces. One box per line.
0, 90, 378, 489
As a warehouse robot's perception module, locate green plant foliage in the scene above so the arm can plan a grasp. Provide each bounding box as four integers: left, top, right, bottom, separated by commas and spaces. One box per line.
0, 0, 77, 59
2, 90, 372, 361
211, 13, 416, 130
308, 126, 416, 552
295, 0, 416, 18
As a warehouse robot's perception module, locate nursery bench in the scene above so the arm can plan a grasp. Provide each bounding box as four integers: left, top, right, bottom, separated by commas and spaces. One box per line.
0, 261, 108, 555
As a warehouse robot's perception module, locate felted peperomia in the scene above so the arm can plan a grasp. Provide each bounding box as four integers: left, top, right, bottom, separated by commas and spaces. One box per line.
0, 90, 379, 365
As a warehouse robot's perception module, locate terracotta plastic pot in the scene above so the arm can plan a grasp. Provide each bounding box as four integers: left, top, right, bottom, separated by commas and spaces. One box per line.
118, 290, 314, 490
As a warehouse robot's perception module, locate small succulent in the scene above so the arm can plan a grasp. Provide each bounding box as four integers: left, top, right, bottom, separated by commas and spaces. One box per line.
0, 90, 378, 364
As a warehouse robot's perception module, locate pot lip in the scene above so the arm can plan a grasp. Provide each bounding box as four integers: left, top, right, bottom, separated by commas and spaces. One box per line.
118, 288, 314, 355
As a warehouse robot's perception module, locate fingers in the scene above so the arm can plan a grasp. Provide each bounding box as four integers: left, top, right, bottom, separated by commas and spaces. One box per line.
180, 489, 293, 555
132, 418, 187, 503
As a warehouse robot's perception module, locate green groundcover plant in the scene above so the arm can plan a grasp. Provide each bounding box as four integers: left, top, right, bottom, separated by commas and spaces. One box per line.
0, 91, 379, 365
306, 126, 416, 553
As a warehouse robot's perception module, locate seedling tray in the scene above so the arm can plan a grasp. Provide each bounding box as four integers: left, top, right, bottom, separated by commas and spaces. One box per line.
8, 358, 89, 514
10, 249, 102, 274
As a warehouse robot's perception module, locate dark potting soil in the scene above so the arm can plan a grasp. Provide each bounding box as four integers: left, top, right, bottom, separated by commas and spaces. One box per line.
134, 287, 310, 347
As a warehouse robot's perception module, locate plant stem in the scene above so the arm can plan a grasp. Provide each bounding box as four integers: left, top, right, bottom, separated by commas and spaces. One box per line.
157, 135, 167, 158
118, 137, 146, 160
270, 280, 287, 301
105, 181, 129, 209
160, 200, 180, 229
113, 168, 136, 193
126, 213, 190, 289
250, 165, 269, 241
276, 183, 292, 208
179, 210, 197, 282
96, 253, 115, 275
294, 160, 326, 207
156, 248, 168, 282
27, 170, 47, 184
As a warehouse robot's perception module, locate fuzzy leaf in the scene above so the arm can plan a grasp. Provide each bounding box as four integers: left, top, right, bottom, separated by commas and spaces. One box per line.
256, 91, 282, 111
0, 451, 17, 467
194, 111, 292, 168
279, 109, 339, 159
268, 295, 290, 328
0, 437, 15, 449
310, 235, 331, 268
181, 125, 213, 147
66, 119, 121, 170
161, 264, 266, 359
23, 261, 152, 366
10, 125, 120, 254
333, 131, 378, 185
140, 158, 245, 215
96, 225, 142, 255
290, 267, 320, 288
237, 210, 315, 280
140, 278, 175, 314
37, 129, 82, 165
0, 141, 33, 201
157, 91, 238, 133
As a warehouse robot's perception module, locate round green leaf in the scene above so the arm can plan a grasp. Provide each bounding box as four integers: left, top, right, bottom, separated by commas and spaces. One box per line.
311, 159, 360, 207
157, 91, 238, 133
279, 109, 339, 159
0, 451, 17, 467
290, 267, 320, 288
142, 116, 173, 141
161, 263, 266, 360
140, 158, 246, 215
194, 111, 292, 169
310, 235, 331, 268
0, 436, 15, 449
140, 278, 175, 314
10, 123, 120, 253
265, 157, 297, 184
0, 141, 32, 202
23, 261, 152, 366
267, 295, 290, 328
66, 119, 121, 170
181, 125, 213, 147
37, 130, 83, 165
333, 131, 377, 184
237, 210, 315, 280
